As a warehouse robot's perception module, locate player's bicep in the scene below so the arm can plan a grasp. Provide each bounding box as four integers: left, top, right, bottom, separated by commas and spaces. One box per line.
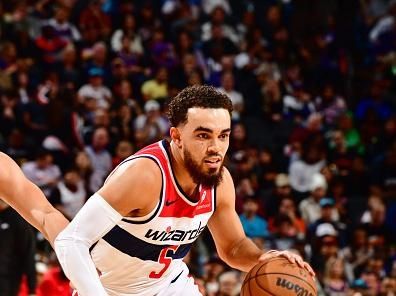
207, 169, 246, 259
97, 157, 162, 216
208, 203, 246, 257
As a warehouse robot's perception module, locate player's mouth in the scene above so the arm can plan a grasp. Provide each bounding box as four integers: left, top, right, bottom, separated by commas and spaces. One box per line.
204, 158, 221, 168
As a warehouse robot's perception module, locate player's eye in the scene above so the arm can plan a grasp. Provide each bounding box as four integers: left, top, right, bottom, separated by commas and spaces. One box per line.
219, 134, 229, 140
197, 133, 209, 139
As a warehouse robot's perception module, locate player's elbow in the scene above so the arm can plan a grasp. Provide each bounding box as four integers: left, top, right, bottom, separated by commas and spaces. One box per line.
216, 245, 238, 269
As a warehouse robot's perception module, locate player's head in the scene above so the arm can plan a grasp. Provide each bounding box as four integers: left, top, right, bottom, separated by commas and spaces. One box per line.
168, 85, 233, 187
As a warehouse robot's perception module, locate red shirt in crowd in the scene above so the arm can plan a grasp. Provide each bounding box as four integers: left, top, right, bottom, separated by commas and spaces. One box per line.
36, 267, 71, 296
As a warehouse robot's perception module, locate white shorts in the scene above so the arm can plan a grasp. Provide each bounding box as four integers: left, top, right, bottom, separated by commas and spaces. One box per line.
157, 270, 202, 296
72, 269, 202, 296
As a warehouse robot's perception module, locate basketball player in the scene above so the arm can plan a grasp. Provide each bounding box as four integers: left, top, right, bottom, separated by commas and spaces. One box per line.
1, 85, 314, 296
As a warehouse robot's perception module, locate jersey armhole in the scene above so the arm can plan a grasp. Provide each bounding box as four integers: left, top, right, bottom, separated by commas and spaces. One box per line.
120, 155, 165, 225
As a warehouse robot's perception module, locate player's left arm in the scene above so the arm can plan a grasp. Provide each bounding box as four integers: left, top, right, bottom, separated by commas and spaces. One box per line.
208, 168, 314, 275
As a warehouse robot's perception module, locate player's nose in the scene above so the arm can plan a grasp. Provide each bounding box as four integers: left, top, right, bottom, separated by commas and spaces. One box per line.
207, 139, 221, 154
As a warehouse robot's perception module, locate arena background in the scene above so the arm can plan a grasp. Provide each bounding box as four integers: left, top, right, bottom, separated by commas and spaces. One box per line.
0, 0, 395, 295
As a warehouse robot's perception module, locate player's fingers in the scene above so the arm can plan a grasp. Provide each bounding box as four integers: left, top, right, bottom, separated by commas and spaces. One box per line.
303, 261, 316, 277
281, 251, 296, 264
294, 255, 304, 268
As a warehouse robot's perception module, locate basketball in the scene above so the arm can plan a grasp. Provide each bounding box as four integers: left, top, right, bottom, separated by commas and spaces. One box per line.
241, 257, 317, 296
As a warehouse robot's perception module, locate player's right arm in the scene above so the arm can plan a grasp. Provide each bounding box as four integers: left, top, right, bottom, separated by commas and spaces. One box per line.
0, 152, 69, 246
54, 158, 162, 296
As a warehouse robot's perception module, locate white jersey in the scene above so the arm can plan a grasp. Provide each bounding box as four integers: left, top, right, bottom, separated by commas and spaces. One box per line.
90, 140, 215, 295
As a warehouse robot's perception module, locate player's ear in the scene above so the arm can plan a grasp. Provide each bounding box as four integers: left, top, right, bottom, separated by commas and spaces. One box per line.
170, 127, 182, 148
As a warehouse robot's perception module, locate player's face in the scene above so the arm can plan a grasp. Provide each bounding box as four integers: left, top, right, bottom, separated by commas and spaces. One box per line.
178, 107, 231, 187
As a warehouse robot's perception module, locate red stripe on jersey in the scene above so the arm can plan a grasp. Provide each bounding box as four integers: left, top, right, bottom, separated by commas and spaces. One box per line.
160, 188, 213, 218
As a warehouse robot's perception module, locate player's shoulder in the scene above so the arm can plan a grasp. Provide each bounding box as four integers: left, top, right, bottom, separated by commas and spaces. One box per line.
99, 156, 162, 214
220, 166, 233, 186
107, 156, 162, 186
215, 167, 235, 204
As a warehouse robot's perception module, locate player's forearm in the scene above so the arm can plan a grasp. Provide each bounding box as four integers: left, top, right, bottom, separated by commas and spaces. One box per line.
55, 237, 107, 296
54, 194, 123, 295
221, 237, 264, 272
13, 183, 69, 246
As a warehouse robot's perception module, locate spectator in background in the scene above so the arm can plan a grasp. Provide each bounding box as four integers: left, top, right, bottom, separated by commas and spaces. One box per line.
0, 199, 36, 296
79, 0, 111, 40
361, 198, 390, 248
111, 14, 143, 56
84, 127, 112, 193
110, 103, 135, 144
361, 270, 381, 296
282, 82, 316, 123
308, 198, 344, 248
36, 257, 70, 296
149, 28, 178, 70
341, 227, 374, 279
5, 129, 31, 163
269, 196, 306, 239
299, 173, 328, 224
34, 24, 68, 68
203, 258, 226, 296
217, 71, 244, 120
73, 150, 93, 194
270, 214, 299, 251
112, 140, 134, 168
289, 139, 327, 196
134, 100, 169, 148
239, 196, 269, 239
22, 149, 61, 198
0, 90, 19, 140
315, 83, 347, 127
49, 167, 87, 219
46, 4, 81, 42
311, 223, 340, 278
216, 271, 241, 296
355, 79, 393, 122
81, 41, 111, 85
78, 67, 112, 109
115, 35, 144, 78
380, 277, 396, 296
201, 6, 239, 45
322, 257, 350, 296
171, 53, 203, 89
141, 67, 169, 101
370, 141, 396, 200
59, 43, 80, 86
0, 41, 18, 90
328, 130, 357, 177
202, 24, 238, 64
265, 173, 292, 218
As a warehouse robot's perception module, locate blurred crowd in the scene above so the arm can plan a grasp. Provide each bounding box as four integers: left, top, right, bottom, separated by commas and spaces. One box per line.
0, 0, 395, 295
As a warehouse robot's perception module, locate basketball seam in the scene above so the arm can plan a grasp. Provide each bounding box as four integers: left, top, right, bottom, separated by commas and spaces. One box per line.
246, 258, 285, 281
254, 275, 277, 296
254, 272, 317, 293
243, 258, 292, 296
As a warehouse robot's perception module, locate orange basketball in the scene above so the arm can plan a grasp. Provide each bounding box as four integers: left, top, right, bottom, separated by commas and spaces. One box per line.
241, 257, 317, 296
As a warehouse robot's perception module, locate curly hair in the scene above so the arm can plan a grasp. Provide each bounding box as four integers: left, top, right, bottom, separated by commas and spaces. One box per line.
167, 85, 233, 127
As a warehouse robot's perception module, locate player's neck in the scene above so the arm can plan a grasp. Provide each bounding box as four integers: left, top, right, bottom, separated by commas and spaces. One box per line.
169, 141, 199, 196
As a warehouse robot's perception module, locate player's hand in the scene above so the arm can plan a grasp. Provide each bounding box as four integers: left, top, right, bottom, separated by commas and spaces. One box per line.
258, 250, 315, 277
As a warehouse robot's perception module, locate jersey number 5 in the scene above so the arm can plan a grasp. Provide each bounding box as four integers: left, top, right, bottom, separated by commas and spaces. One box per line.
149, 245, 179, 278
